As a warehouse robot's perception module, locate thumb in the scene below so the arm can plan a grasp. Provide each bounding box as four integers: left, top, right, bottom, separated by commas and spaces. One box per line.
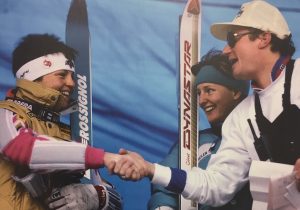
119, 148, 129, 155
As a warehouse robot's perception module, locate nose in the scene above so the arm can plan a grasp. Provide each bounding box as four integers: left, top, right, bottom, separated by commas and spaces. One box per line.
65, 72, 75, 89
199, 93, 207, 107
223, 44, 232, 54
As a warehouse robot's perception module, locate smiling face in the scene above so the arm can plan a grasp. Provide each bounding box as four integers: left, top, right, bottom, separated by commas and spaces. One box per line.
198, 82, 241, 125
36, 70, 75, 111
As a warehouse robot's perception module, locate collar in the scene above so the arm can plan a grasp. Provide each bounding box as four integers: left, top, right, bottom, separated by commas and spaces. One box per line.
14, 79, 77, 115
251, 55, 290, 90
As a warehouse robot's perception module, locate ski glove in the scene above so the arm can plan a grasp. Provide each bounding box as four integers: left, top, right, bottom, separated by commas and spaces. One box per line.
47, 183, 123, 210
47, 183, 99, 210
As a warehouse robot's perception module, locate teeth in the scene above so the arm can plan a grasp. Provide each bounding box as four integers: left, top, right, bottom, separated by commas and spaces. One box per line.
61, 91, 70, 96
204, 106, 214, 112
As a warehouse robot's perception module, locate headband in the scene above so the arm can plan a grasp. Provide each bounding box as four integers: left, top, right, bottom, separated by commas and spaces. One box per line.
195, 65, 249, 96
16, 53, 75, 81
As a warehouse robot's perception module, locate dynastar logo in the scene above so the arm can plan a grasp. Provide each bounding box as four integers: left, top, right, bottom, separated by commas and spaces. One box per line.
77, 74, 89, 145
183, 40, 192, 150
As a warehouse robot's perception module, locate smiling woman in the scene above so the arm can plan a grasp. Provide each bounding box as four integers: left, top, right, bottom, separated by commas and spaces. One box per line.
148, 49, 251, 210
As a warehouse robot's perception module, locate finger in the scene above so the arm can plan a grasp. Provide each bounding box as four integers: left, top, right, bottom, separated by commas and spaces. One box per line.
119, 160, 135, 175
129, 152, 146, 176
107, 160, 116, 174
294, 159, 300, 170
114, 156, 127, 174
124, 165, 134, 178
294, 172, 300, 191
125, 167, 141, 181
48, 196, 67, 209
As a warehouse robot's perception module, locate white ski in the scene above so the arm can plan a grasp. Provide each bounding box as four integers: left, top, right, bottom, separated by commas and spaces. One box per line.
178, 0, 201, 209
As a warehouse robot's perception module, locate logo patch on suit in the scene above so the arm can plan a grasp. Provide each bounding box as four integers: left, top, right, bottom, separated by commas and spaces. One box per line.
198, 142, 216, 162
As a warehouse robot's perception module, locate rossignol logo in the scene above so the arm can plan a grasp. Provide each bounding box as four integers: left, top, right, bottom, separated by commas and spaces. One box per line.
77, 74, 89, 144
183, 40, 192, 151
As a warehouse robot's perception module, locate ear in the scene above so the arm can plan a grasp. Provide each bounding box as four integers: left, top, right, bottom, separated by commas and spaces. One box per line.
258, 32, 272, 49
232, 90, 242, 100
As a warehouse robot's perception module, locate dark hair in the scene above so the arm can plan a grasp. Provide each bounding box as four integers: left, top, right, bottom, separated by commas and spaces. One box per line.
192, 49, 232, 76
192, 49, 249, 99
12, 34, 77, 77
249, 28, 295, 56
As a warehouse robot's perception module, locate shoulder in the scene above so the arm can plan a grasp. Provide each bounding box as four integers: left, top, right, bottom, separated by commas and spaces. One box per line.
292, 58, 300, 75
199, 128, 219, 143
0, 100, 30, 122
223, 94, 255, 127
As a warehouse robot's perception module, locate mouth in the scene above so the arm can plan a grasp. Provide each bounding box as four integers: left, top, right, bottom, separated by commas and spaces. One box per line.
203, 105, 215, 113
229, 58, 238, 66
61, 91, 70, 97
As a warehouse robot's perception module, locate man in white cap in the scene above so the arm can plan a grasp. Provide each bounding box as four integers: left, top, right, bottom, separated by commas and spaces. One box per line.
114, 1, 300, 208
0, 34, 140, 210
210, 0, 300, 184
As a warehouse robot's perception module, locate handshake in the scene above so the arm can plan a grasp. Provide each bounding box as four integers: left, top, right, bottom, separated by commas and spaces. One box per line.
103, 148, 155, 181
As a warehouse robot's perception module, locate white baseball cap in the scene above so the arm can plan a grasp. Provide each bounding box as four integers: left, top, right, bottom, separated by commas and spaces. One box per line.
211, 0, 291, 40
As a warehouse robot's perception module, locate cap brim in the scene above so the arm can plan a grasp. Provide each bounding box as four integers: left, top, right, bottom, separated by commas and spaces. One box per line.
211, 22, 247, 40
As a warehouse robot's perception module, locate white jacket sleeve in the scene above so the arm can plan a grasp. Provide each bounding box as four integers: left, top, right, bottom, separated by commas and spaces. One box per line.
152, 105, 252, 206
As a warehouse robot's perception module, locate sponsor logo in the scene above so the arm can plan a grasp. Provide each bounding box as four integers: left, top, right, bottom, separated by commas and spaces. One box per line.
198, 143, 215, 162
77, 74, 89, 145
235, 7, 244, 19
183, 40, 192, 150
66, 59, 75, 69
20, 69, 29, 78
43, 59, 52, 68
8, 99, 33, 111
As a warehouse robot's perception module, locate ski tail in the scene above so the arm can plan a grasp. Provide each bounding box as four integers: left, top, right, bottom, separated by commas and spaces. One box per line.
178, 0, 201, 209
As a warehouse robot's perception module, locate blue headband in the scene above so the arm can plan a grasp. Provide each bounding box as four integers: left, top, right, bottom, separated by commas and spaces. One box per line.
195, 65, 249, 96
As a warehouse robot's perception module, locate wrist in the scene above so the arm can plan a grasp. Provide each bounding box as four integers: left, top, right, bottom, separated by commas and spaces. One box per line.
147, 161, 155, 180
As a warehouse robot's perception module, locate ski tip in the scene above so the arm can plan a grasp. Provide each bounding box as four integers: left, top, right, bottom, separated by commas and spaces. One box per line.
187, 0, 200, 15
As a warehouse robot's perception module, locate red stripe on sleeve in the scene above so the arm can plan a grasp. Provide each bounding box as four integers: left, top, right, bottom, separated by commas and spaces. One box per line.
85, 146, 105, 169
3, 128, 37, 166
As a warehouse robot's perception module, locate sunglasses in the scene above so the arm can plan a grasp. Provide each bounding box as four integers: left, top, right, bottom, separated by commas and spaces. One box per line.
227, 31, 254, 48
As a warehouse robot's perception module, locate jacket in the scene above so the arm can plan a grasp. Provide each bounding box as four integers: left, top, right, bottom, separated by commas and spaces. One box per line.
0, 79, 104, 210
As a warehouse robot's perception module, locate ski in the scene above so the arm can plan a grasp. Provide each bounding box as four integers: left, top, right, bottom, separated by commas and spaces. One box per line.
65, 0, 97, 182
178, 0, 201, 209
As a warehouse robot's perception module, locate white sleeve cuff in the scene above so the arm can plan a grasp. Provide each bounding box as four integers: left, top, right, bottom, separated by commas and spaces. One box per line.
151, 163, 171, 187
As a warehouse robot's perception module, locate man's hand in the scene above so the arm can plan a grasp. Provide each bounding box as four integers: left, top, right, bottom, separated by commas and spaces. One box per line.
46, 184, 99, 210
103, 151, 141, 180
117, 148, 155, 181
103, 149, 155, 181
294, 158, 300, 191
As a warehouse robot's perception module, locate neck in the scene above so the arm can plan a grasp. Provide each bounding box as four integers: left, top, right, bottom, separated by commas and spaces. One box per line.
252, 53, 281, 89
211, 123, 222, 137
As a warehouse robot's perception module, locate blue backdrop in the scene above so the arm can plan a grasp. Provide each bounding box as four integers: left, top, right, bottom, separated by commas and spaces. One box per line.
1, 0, 300, 209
